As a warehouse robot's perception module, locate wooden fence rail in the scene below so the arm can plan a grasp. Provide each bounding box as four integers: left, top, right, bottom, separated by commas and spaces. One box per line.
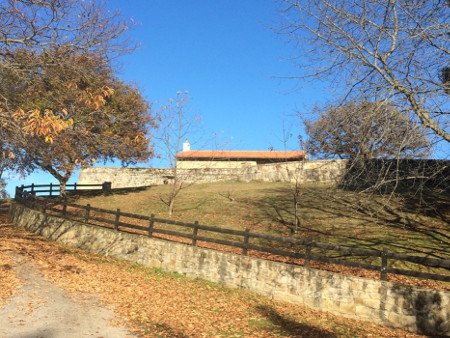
14, 184, 450, 283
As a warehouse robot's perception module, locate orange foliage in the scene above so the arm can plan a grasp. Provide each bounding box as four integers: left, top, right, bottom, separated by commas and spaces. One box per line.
11, 84, 115, 144
13, 108, 73, 144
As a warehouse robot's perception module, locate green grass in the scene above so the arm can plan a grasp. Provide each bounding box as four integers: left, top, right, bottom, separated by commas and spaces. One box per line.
74, 181, 449, 268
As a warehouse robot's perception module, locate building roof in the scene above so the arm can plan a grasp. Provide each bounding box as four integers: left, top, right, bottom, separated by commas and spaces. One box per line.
176, 150, 307, 161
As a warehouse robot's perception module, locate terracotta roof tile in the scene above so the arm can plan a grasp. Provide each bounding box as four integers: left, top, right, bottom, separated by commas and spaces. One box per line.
176, 150, 307, 160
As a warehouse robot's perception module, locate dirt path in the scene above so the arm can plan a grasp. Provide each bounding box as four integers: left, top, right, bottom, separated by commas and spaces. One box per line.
0, 254, 134, 338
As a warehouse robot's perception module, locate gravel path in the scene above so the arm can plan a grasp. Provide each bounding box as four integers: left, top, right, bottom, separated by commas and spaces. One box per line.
0, 254, 135, 338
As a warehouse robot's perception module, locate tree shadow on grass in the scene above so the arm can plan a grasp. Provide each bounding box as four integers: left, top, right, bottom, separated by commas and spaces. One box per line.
255, 305, 337, 337
173, 197, 209, 213
245, 186, 450, 259
400, 190, 450, 225
65, 185, 152, 202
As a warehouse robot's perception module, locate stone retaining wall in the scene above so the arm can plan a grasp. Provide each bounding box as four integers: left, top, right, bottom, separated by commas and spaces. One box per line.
10, 203, 450, 335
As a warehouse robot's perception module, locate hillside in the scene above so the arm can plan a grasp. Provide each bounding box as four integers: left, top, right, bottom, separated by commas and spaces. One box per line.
75, 181, 449, 261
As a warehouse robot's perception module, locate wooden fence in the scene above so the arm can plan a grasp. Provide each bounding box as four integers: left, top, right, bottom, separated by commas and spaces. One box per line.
15, 182, 110, 197
14, 183, 450, 283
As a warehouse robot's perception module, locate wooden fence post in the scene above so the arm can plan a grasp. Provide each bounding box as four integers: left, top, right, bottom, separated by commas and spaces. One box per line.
305, 240, 312, 267
27, 191, 33, 207
148, 214, 155, 237
31, 183, 35, 195
62, 202, 67, 216
74, 182, 77, 192
242, 228, 250, 255
84, 204, 91, 223
102, 182, 112, 195
14, 186, 20, 200
114, 209, 120, 231
381, 248, 388, 281
49, 183, 53, 197
192, 221, 199, 246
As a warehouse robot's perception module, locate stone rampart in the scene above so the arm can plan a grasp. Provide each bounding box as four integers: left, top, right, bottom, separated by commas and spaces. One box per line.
78, 168, 173, 188
10, 203, 450, 335
78, 160, 347, 188
255, 159, 348, 183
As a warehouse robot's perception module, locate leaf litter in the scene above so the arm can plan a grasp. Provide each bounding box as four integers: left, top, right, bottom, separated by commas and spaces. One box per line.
0, 210, 426, 337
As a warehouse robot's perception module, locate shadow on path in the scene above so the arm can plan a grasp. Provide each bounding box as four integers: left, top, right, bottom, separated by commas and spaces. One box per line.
256, 305, 337, 337
0, 254, 135, 338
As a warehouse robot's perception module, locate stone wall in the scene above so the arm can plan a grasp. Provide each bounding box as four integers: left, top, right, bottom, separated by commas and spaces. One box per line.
78, 168, 174, 188
176, 160, 258, 169
77, 167, 257, 188
256, 159, 348, 183
10, 203, 450, 335
78, 159, 347, 188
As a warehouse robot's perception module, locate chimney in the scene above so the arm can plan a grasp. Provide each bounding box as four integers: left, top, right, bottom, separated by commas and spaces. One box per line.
182, 139, 191, 152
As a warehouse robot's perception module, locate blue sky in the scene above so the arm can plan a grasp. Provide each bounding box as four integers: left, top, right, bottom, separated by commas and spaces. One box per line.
5, 0, 448, 195
111, 0, 325, 152
7, 0, 326, 194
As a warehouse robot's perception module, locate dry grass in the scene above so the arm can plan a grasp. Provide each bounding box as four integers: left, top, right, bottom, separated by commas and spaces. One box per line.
75, 181, 450, 260
0, 211, 425, 337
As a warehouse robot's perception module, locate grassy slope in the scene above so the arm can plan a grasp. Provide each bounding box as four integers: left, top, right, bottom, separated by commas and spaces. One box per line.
74, 181, 449, 280
76, 182, 449, 255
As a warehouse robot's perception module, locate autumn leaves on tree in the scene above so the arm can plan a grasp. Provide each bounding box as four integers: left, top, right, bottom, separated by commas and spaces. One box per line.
0, 0, 155, 194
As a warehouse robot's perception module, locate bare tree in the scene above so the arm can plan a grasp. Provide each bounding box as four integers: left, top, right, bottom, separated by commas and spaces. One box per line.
304, 100, 437, 193
269, 123, 308, 235
278, 0, 450, 142
285, 160, 304, 235
155, 92, 201, 215
0, 0, 131, 57
441, 66, 450, 95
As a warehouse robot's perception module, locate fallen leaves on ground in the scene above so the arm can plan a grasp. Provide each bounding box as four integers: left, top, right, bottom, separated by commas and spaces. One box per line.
0, 211, 425, 338
0, 252, 21, 307
0, 213, 21, 306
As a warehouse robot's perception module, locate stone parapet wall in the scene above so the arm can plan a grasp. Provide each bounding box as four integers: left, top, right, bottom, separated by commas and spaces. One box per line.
255, 159, 348, 183
78, 168, 173, 188
176, 160, 258, 169
10, 203, 450, 335
78, 159, 447, 189
77, 167, 258, 188
78, 160, 347, 188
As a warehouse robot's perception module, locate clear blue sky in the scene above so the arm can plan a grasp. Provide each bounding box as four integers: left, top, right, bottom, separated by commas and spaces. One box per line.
7, 0, 327, 194
5, 0, 448, 195
111, 0, 325, 153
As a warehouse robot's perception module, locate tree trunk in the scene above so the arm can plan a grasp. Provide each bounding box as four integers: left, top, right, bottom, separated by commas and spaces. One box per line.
168, 197, 175, 216
167, 178, 181, 216
293, 199, 299, 234
40, 164, 73, 198
59, 177, 69, 197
